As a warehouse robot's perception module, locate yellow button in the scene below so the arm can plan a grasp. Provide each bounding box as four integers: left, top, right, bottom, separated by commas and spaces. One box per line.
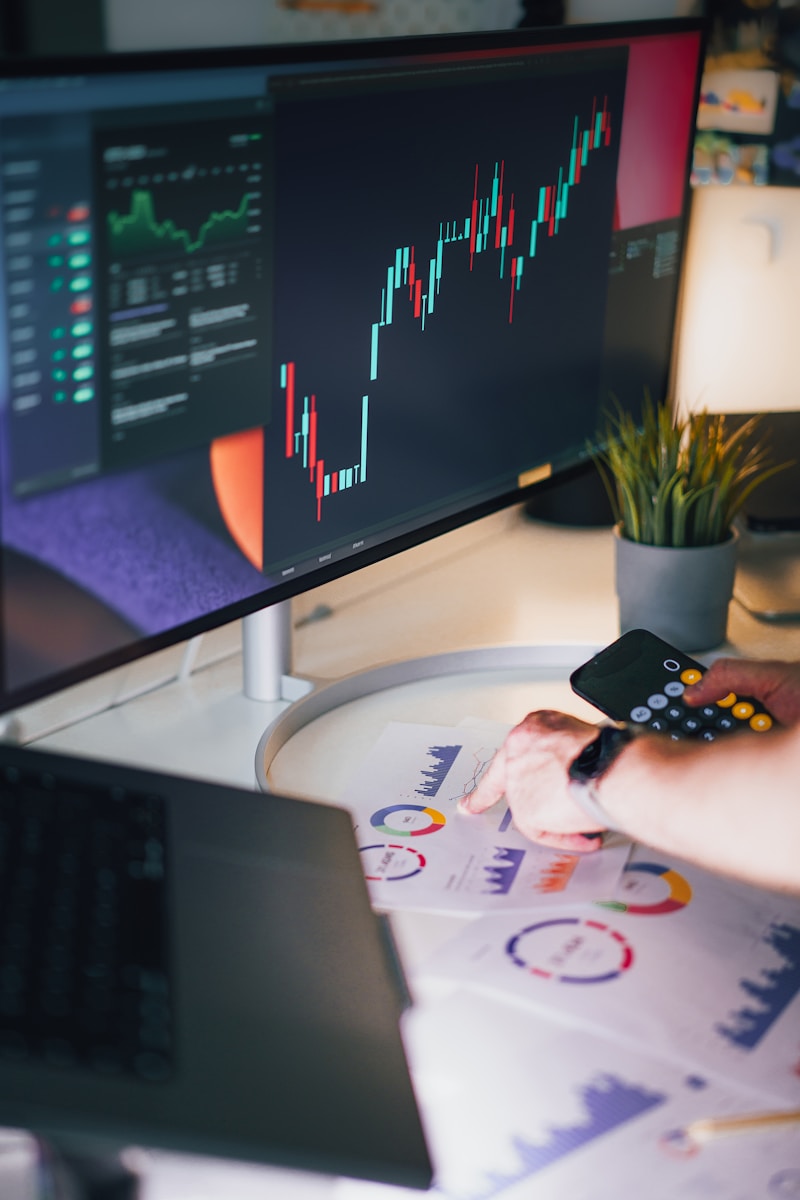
732, 701, 754, 720
716, 692, 737, 708
750, 712, 773, 732
680, 668, 702, 685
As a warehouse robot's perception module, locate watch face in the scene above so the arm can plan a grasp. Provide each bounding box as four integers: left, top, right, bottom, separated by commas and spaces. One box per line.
568, 732, 605, 782
569, 727, 629, 782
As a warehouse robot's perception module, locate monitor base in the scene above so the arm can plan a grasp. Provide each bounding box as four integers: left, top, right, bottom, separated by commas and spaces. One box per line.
253, 642, 600, 794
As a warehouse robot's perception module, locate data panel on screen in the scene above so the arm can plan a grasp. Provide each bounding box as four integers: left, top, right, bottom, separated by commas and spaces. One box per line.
0, 21, 704, 710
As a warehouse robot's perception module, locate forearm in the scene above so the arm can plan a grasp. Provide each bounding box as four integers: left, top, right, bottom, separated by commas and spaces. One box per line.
594, 728, 800, 894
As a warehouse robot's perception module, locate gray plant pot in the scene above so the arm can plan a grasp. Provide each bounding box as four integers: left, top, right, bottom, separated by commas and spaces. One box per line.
614, 525, 739, 652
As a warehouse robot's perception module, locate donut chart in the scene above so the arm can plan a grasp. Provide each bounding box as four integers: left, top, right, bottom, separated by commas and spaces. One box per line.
360, 843, 426, 881
506, 916, 635, 984
370, 803, 446, 837
598, 861, 692, 915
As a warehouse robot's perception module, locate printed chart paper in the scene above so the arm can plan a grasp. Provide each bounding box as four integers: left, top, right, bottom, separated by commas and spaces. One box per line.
338, 722, 628, 914
336, 989, 800, 1200
420, 847, 800, 1104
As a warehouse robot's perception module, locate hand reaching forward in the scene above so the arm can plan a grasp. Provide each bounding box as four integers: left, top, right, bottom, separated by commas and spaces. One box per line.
459, 710, 606, 852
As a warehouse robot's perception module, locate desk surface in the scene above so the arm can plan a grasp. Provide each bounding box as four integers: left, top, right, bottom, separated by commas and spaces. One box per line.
17, 509, 800, 1197
29, 506, 800, 785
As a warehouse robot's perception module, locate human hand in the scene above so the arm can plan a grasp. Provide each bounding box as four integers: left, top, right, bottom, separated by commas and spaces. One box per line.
458, 710, 606, 852
683, 658, 800, 727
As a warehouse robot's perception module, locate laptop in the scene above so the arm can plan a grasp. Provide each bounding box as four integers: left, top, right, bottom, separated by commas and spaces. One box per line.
0, 741, 432, 1192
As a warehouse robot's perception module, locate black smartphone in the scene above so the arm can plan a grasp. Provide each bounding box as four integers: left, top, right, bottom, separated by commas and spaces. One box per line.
570, 629, 774, 741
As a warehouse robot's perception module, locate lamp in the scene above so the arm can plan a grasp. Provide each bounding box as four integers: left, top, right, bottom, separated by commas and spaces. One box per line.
673, 185, 800, 417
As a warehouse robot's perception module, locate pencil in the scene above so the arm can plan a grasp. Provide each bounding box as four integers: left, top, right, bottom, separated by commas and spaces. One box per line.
663, 1108, 800, 1156
686, 1108, 800, 1144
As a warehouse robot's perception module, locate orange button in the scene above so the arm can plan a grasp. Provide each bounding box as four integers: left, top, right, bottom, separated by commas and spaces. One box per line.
749, 712, 773, 732
732, 701, 755, 721
716, 692, 737, 708
680, 668, 702, 685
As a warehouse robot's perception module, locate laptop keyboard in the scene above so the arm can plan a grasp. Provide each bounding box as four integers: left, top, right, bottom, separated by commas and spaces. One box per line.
0, 762, 173, 1081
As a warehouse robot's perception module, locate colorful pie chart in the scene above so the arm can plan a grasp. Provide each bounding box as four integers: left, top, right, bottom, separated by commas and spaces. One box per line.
371, 803, 446, 836
598, 861, 692, 915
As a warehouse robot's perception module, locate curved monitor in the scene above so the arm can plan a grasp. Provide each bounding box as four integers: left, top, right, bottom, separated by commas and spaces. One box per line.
0, 18, 705, 714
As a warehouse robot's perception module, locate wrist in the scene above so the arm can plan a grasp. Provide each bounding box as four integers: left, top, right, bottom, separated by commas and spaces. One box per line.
567, 724, 637, 832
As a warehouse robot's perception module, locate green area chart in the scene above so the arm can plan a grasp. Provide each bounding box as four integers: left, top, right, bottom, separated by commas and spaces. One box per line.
106, 188, 255, 255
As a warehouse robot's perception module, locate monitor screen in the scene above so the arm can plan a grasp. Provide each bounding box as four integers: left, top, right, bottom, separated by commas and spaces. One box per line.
0, 19, 705, 714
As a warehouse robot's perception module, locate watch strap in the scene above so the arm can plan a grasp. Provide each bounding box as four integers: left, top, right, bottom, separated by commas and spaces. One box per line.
568, 724, 635, 832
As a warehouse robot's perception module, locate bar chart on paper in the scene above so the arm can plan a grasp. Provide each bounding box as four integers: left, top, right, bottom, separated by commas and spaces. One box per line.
416, 744, 462, 798
462, 1073, 667, 1198
395, 988, 779, 1200
716, 920, 800, 1050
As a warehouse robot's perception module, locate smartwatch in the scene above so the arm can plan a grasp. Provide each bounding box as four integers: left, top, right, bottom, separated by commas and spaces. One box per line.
568, 724, 636, 832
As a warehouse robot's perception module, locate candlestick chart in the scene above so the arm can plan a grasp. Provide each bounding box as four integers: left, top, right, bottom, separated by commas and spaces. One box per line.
280, 101, 611, 524
264, 58, 626, 570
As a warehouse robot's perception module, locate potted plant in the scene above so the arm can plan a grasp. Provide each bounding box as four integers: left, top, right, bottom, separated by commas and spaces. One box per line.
592, 395, 792, 651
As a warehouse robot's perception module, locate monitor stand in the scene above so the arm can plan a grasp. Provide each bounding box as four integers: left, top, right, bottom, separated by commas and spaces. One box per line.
242, 600, 316, 703
242, 592, 600, 795
249, 626, 597, 792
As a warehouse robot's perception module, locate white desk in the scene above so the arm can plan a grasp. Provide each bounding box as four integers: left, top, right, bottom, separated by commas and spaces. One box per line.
14, 508, 800, 1197
28, 505, 800, 785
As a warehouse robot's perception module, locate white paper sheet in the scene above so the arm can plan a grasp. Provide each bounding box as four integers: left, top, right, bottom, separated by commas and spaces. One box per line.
338, 722, 629, 914
337, 989, 800, 1200
419, 846, 800, 1105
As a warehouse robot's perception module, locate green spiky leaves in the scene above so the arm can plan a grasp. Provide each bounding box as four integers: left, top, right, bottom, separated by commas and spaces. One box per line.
593, 396, 793, 547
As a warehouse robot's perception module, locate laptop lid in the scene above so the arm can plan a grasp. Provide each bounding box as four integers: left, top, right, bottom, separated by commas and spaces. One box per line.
0, 741, 433, 1191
